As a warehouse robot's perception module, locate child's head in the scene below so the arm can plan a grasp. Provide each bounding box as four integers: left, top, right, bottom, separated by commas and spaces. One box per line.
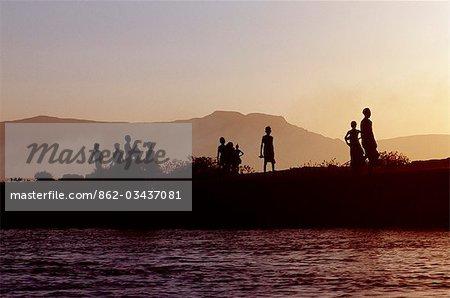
363, 108, 371, 118
351, 121, 357, 128
219, 137, 225, 144
125, 135, 131, 142
114, 143, 120, 150
265, 126, 272, 135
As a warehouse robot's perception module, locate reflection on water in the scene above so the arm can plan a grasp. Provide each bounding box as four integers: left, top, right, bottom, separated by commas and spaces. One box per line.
1, 229, 449, 297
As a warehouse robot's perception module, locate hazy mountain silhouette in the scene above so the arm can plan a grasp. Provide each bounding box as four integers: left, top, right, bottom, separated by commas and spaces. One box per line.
3, 115, 104, 123
378, 135, 450, 161
1, 112, 449, 177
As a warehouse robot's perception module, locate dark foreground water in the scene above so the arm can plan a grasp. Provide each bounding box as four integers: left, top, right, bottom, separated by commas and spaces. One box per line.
1, 229, 449, 297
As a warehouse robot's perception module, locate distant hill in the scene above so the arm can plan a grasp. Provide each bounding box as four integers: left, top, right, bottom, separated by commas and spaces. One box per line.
1, 112, 449, 176
378, 135, 450, 162
3, 115, 102, 123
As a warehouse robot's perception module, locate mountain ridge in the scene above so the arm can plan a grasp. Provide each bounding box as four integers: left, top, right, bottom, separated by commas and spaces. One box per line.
7, 112, 446, 141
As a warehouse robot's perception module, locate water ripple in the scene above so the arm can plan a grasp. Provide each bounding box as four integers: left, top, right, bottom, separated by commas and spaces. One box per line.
1, 229, 449, 297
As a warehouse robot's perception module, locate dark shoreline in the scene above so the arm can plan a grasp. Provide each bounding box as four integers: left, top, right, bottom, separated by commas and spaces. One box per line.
1, 160, 449, 230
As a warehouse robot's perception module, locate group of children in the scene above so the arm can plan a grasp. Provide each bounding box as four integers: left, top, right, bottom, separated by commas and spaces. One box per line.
216, 137, 244, 173
217, 126, 276, 174
217, 108, 379, 173
344, 108, 380, 170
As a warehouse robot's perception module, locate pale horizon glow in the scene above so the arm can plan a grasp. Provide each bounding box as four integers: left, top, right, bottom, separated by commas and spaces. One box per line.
1, 1, 448, 139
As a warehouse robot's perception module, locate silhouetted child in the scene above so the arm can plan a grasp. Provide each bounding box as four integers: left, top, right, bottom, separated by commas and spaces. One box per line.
344, 121, 365, 170
89, 143, 103, 170
232, 144, 244, 173
235, 144, 244, 164
112, 143, 124, 166
260, 126, 275, 173
361, 108, 379, 169
124, 135, 132, 162
223, 141, 235, 172
217, 137, 226, 168
143, 141, 155, 162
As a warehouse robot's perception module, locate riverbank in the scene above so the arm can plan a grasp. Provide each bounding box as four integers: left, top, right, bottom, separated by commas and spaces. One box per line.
1, 159, 449, 229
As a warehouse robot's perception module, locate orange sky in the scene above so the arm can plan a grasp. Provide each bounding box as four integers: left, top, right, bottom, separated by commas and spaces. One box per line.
1, 1, 448, 139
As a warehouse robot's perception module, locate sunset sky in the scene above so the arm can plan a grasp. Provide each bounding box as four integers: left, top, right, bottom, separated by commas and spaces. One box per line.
1, 1, 448, 139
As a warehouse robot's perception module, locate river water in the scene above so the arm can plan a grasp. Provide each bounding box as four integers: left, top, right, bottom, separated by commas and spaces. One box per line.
1, 229, 449, 297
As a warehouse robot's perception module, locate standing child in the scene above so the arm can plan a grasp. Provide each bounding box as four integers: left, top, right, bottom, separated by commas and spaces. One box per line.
217, 137, 226, 169
344, 121, 365, 170
361, 108, 379, 169
233, 144, 244, 173
260, 126, 275, 173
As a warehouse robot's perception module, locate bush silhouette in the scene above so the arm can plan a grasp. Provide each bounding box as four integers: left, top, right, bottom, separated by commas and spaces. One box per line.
191, 156, 254, 176
192, 156, 220, 176
301, 158, 343, 168
379, 151, 410, 166
239, 164, 255, 174
34, 171, 54, 180
160, 158, 192, 177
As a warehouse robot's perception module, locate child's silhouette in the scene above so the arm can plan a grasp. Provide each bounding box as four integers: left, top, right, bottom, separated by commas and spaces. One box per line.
361, 108, 379, 168
235, 144, 244, 164
233, 144, 244, 173
217, 137, 226, 168
344, 121, 365, 170
143, 141, 155, 162
124, 135, 132, 162
260, 126, 275, 173
89, 143, 103, 170
112, 143, 124, 166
